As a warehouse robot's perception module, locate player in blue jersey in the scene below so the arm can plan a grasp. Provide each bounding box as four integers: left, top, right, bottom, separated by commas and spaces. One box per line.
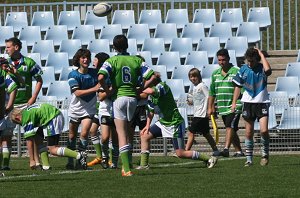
66, 49, 100, 169
232, 47, 272, 166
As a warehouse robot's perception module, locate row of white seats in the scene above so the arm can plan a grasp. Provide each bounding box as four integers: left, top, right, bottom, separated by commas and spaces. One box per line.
1, 7, 271, 32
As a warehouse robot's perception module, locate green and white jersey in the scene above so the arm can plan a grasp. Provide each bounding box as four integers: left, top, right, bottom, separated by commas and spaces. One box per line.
0, 68, 18, 93
21, 103, 60, 138
98, 53, 154, 100
209, 66, 242, 115
148, 82, 184, 126
8, 55, 43, 104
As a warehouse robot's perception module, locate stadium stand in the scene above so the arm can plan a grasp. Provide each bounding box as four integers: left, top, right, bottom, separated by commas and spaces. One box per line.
58, 39, 82, 60
236, 22, 261, 44
247, 7, 271, 30
220, 8, 244, 29
44, 25, 68, 46
57, 11, 81, 31
127, 24, 151, 46
31, 11, 55, 32
18, 26, 42, 47
224, 36, 248, 58
71, 25, 96, 46
31, 40, 55, 60
87, 39, 110, 54
165, 9, 189, 30
111, 10, 135, 31
154, 23, 178, 45
181, 23, 205, 45
192, 9, 216, 30
84, 10, 108, 31
138, 9, 162, 30
5, 12, 28, 33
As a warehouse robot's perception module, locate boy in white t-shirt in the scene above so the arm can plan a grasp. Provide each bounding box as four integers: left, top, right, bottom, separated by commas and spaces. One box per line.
186, 68, 219, 156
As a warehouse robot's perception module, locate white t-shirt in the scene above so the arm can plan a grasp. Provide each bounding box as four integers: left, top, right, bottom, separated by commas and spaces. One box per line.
189, 82, 209, 118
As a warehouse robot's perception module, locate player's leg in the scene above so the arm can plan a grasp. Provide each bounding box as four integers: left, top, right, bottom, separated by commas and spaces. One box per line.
87, 117, 102, 167
26, 136, 37, 169
66, 119, 79, 169
110, 127, 119, 169
100, 122, 111, 168
35, 128, 51, 170
1, 134, 12, 170
78, 117, 92, 151
185, 131, 195, 151
244, 118, 254, 166
258, 104, 270, 166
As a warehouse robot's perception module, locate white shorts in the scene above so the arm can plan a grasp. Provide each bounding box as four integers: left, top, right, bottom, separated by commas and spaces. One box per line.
44, 113, 64, 137
154, 121, 185, 138
113, 96, 137, 121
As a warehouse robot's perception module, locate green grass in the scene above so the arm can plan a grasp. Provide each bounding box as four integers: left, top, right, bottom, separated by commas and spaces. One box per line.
1, 155, 300, 197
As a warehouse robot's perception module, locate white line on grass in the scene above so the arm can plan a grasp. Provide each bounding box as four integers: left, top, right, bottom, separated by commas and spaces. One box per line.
1, 157, 245, 180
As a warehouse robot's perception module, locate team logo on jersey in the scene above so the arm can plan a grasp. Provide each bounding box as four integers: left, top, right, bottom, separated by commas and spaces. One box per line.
262, 108, 268, 115
22, 66, 28, 71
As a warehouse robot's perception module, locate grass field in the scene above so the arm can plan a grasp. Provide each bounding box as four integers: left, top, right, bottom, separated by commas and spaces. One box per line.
1, 155, 300, 198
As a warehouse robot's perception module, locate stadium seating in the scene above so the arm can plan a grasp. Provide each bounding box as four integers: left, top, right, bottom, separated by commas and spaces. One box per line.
278, 107, 300, 130
59, 67, 74, 81
41, 66, 56, 88
285, 62, 300, 82
275, 76, 300, 98
138, 9, 162, 30
141, 38, 165, 59
197, 37, 220, 58
0, 26, 14, 47
136, 51, 153, 66
154, 23, 178, 45
184, 51, 209, 69
46, 81, 70, 100
247, 7, 271, 30
254, 106, 277, 130
57, 11, 81, 31
87, 39, 110, 54
127, 38, 138, 55
151, 65, 168, 81
225, 36, 248, 58
31, 40, 55, 60
181, 23, 205, 45
165, 9, 189, 30
27, 53, 42, 67
169, 38, 193, 59
192, 9, 216, 30
171, 65, 194, 87
98, 24, 123, 45
212, 49, 237, 66
111, 10, 135, 31
127, 24, 150, 46
201, 64, 220, 79
71, 25, 96, 46
84, 10, 108, 31
208, 22, 232, 44
268, 91, 289, 115
297, 50, 300, 62
44, 25, 68, 46
166, 79, 185, 100
236, 22, 261, 44
58, 39, 82, 60
18, 26, 41, 47
45, 52, 70, 75
156, 51, 181, 73
31, 11, 55, 32
220, 8, 244, 29
20, 40, 28, 56
5, 12, 28, 32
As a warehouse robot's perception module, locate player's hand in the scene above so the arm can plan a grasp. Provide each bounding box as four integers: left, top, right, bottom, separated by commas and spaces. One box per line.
140, 126, 150, 136
27, 97, 36, 106
254, 47, 264, 57
231, 103, 236, 113
207, 107, 215, 117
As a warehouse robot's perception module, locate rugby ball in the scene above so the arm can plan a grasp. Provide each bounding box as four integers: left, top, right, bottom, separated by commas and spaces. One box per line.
93, 2, 113, 17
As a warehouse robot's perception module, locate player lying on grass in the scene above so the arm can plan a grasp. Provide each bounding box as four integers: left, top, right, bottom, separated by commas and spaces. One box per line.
10, 103, 88, 170
137, 72, 218, 169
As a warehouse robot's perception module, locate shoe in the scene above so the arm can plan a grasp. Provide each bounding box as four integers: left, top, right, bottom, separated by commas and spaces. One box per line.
87, 157, 102, 167
244, 161, 253, 167
220, 150, 229, 157
232, 152, 245, 157
42, 166, 52, 171
1, 167, 11, 171
212, 151, 221, 157
207, 156, 218, 168
78, 151, 87, 170
135, 165, 150, 170
34, 165, 44, 171
65, 163, 74, 170
100, 157, 109, 169
260, 157, 269, 166
121, 169, 133, 177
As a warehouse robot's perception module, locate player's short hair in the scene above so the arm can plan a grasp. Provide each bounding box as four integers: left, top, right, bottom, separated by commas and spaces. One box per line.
73, 48, 91, 67
113, 35, 128, 52
5, 37, 22, 50
244, 47, 261, 62
94, 52, 110, 69
188, 68, 202, 81
216, 48, 230, 59
9, 108, 23, 124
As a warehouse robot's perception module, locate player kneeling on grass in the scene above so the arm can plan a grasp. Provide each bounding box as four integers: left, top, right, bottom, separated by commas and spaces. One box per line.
10, 103, 88, 170
137, 72, 218, 169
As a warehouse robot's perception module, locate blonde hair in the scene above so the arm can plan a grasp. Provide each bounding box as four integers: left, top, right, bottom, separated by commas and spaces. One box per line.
9, 108, 23, 123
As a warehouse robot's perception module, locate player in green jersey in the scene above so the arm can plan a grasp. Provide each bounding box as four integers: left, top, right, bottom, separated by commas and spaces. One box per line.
0, 58, 18, 170
137, 72, 217, 170
98, 35, 156, 176
5, 37, 49, 170
10, 103, 87, 169
208, 49, 244, 158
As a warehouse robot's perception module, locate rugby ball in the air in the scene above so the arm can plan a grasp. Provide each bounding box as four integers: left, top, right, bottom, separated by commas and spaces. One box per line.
93, 2, 113, 17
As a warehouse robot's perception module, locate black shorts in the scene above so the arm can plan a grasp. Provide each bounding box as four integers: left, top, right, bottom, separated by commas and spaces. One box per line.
242, 102, 269, 121
130, 105, 147, 130
92, 114, 100, 125
188, 117, 210, 135
100, 115, 115, 126
47, 134, 60, 146
70, 115, 93, 124
221, 113, 240, 131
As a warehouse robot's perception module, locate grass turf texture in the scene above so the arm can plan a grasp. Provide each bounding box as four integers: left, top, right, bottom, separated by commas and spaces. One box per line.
1, 155, 300, 197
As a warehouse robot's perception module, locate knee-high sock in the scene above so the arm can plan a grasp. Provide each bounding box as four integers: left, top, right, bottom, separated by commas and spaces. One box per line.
245, 138, 254, 162
192, 151, 210, 161
119, 145, 130, 172
261, 134, 269, 158
39, 145, 50, 167
101, 139, 109, 159
140, 150, 150, 166
2, 146, 11, 168
91, 136, 102, 158
67, 138, 76, 164
111, 143, 119, 166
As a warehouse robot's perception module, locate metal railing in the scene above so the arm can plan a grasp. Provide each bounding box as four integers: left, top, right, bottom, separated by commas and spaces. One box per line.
0, 0, 299, 51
